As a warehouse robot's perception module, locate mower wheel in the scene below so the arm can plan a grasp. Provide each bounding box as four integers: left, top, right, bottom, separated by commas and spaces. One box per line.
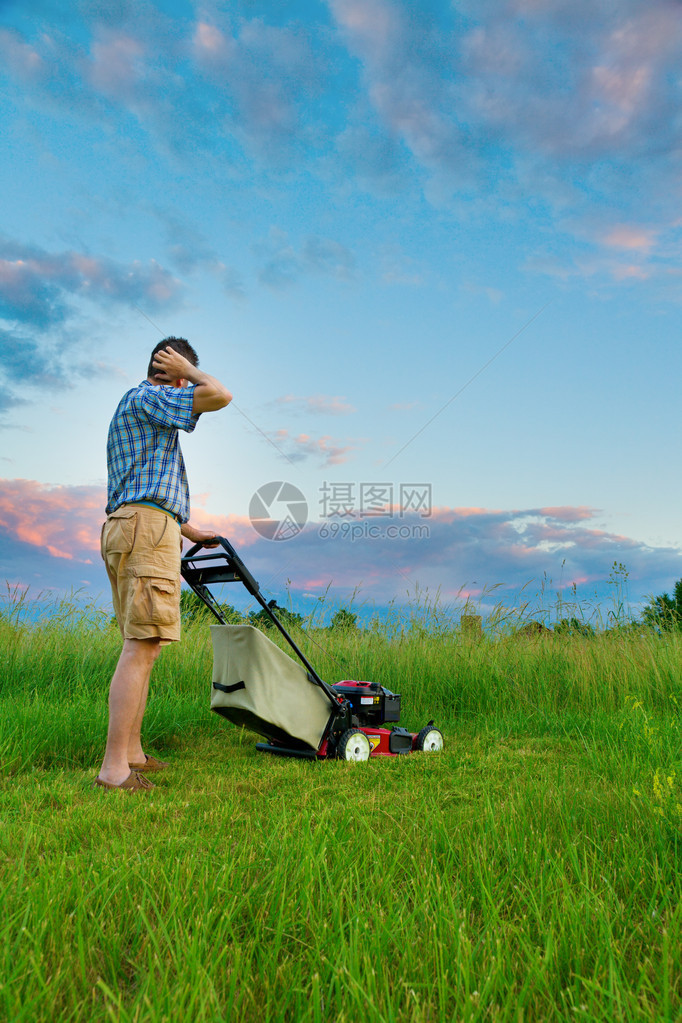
416, 725, 444, 752
337, 728, 371, 762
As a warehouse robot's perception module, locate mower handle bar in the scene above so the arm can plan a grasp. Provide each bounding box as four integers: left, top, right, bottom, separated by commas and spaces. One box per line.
181, 536, 344, 713
183, 536, 259, 597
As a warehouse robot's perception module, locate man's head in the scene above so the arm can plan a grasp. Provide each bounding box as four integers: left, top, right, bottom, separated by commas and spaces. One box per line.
147, 337, 199, 384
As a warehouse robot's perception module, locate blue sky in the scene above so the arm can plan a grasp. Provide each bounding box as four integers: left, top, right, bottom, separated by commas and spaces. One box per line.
1, 0, 681, 621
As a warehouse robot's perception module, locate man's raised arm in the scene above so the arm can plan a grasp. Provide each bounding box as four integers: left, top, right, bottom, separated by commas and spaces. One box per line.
152, 346, 232, 413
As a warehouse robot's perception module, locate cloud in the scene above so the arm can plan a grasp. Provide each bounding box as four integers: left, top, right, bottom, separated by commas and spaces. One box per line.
0, 6, 331, 166
164, 221, 217, 276
0, 329, 66, 390
460, 280, 504, 304
0, 235, 183, 330
302, 237, 356, 279
0, 26, 44, 81
0, 235, 183, 416
0, 478, 254, 576
261, 429, 362, 466
461, 1, 682, 160
3, 1, 682, 284
328, 0, 474, 194
86, 29, 146, 105
270, 394, 357, 416
191, 15, 325, 162
536, 506, 596, 523
256, 229, 301, 289
261, 503, 682, 611
255, 228, 356, 289
335, 121, 412, 194
378, 245, 425, 287
600, 224, 659, 253
524, 240, 676, 286
182, 506, 255, 548
1, 482, 680, 612
152, 209, 245, 299
0, 479, 106, 561
325, 0, 682, 262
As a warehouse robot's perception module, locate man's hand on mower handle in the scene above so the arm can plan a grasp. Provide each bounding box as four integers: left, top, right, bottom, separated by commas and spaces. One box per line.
181, 522, 220, 548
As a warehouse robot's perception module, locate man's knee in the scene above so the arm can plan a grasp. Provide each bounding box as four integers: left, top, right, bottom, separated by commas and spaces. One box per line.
122, 637, 163, 665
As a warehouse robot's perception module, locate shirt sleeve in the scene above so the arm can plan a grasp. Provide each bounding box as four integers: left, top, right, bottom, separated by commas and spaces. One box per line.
140, 384, 201, 433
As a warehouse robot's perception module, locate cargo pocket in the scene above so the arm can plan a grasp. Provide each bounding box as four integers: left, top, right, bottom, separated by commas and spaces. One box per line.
101, 507, 138, 558
127, 565, 180, 626
149, 513, 169, 550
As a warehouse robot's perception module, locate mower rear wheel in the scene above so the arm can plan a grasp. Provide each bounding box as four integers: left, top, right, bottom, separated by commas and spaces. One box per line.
416, 725, 444, 752
337, 728, 371, 762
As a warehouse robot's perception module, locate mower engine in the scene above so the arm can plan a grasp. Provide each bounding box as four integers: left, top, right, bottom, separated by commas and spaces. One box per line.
332, 680, 401, 728
324, 679, 418, 757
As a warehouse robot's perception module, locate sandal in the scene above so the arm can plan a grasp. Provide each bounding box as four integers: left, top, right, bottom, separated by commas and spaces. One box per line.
92, 771, 154, 791
128, 754, 170, 772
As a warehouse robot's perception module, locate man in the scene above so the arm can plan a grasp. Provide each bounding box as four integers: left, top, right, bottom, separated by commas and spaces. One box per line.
94, 337, 232, 791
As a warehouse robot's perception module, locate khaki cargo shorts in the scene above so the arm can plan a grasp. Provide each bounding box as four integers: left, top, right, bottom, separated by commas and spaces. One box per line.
101, 504, 183, 642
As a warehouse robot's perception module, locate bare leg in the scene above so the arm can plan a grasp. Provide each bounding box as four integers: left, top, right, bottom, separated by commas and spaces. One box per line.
98, 638, 162, 785
127, 672, 151, 766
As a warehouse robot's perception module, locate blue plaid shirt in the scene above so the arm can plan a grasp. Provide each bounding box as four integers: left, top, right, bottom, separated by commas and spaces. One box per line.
106, 380, 200, 523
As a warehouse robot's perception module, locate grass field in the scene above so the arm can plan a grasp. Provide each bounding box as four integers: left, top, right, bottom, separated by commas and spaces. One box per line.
0, 602, 680, 1022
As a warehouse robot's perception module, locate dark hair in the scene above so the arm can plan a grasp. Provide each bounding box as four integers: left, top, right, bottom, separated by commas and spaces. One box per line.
147, 337, 199, 381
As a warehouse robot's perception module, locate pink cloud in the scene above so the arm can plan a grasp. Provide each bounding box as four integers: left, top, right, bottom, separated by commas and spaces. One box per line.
301, 575, 337, 589
602, 225, 658, 253
537, 506, 597, 522
464, 4, 682, 160
272, 394, 357, 415
193, 22, 230, 60
0, 479, 255, 562
0, 237, 183, 329
2, 482, 681, 614
0, 28, 43, 81
187, 507, 255, 547
87, 31, 146, 103
526, 249, 657, 285
295, 434, 359, 465
430, 506, 499, 523
0, 479, 105, 561
328, 0, 467, 190
328, 0, 398, 50
265, 428, 362, 466
611, 263, 650, 281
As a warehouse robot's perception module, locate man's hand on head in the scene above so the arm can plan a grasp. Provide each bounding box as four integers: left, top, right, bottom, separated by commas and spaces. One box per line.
181, 522, 220, 548
151, 347, 232, 413
152, 346, 197, 385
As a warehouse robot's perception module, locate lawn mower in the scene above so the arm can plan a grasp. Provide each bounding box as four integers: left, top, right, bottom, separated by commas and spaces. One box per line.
180, 537, 444, 761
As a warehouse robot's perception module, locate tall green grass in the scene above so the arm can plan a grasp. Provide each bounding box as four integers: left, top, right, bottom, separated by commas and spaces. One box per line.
0, 601, 680, 1021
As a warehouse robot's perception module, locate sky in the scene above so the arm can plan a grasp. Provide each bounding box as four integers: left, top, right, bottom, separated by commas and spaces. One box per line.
1, 0, 682, 623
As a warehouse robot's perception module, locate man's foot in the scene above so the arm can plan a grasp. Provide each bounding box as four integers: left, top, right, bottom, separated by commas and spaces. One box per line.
128, 754, 170, 772
92, 771, 154, 792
